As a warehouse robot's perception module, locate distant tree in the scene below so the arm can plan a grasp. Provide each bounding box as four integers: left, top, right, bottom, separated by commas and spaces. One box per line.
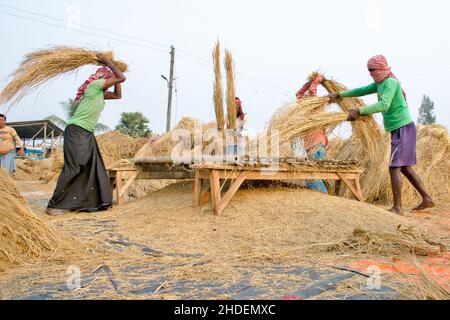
45, 99, 111, 133
418, 95, 436, 125
115, 112, 152, 138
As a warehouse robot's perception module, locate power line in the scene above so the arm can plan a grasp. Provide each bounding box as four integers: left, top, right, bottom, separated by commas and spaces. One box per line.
0, 3, 170, 49
0, 4, 293, 98
0, 10, 169, 54
404, 66, 450, 80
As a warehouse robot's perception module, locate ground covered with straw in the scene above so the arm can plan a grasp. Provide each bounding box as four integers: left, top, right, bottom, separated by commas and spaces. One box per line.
0, 177, 448, 300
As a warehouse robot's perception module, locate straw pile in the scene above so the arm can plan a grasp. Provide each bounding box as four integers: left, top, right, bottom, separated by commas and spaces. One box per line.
224, 50, 236, 130
0, 46, 128, 108
331, 125, 450, 206
135, 118, 217, 158
96, 131, 148, 168
14, 149, 64, 183
0, 170, 60, 272
213, 41, 225, 132
322, 78, 382, 159
322, 225, 445, 257
397, 262, 450, 300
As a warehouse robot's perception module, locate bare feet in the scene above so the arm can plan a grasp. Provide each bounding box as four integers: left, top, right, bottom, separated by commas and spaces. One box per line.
46, 208, 67, 216
388, 207, 404, 215
412, 199, 435, 211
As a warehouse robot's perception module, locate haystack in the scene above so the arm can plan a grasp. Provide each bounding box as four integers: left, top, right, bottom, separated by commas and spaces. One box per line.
0, 46, 128, 108
331, 125, 450, 206
14, 149, 64, 183
135, 118, 217, 158
0, 170, 60, 272
96, 131, 148, 168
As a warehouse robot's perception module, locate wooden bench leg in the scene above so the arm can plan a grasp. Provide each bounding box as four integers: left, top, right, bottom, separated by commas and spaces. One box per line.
210, 170, 221, 215
355, 176, 365, 201
334, 179, 342, 196
115, 171, 125, 206
109, 176, 116, 199
217, 172, 247, 215
200, 186, 210, 205
194, 171, 202, 208
338, 174, 364, 202
324, 181, 333, 195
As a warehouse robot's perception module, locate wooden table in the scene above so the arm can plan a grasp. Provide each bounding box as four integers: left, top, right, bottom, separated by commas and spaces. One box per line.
193, 162, 364, 216
108, 162, 195, 206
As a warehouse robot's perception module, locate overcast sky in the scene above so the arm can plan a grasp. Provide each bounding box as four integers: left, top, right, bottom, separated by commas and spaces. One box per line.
1, 0, 449, 134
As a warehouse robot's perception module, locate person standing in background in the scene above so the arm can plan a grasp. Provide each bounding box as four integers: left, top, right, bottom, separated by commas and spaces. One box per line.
0, 114, 25, 174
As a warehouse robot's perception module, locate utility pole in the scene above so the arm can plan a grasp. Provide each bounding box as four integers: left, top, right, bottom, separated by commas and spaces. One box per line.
166, 45, 175, 132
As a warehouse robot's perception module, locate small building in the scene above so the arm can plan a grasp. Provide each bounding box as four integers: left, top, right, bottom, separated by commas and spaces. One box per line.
8, 120, 64, 160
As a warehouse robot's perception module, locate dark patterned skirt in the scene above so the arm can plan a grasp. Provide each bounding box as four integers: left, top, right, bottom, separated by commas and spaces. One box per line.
47, 124, 112, 212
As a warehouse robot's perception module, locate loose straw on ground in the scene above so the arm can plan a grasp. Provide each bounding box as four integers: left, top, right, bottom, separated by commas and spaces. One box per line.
0, 46, 128, 108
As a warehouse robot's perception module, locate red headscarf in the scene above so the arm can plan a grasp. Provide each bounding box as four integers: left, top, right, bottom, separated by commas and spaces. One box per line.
75, 67, 114, 102
367, 55, 406, 99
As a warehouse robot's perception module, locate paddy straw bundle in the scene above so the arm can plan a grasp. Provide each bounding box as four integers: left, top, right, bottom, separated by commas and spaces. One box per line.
397, 261, 450, 300
212, 41, 225, 132
96, 131, 148, 168
224, 50, 237, 130
322, 225, 445, 257
0, 170, 60, 272
134, 117, 218, 158
0, 46, 128, 107
322, 78, 382, 159
267, 96, 375, 146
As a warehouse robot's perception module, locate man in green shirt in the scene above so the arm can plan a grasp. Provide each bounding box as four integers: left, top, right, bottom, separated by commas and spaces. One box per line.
329, 55, 434, 215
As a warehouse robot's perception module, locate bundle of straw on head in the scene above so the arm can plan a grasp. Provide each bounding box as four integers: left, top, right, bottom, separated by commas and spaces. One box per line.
224, 49, 236, 130
212, 41, 225, 131
0, 46, 128, 107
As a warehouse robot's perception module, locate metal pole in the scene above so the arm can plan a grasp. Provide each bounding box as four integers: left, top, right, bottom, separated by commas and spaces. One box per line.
43, 122, 47, 159
166, 46, 175, 133
50, 130, 55, 158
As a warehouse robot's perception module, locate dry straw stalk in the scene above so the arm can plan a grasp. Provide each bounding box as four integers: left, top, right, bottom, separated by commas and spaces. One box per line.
212, 41, 225, 132
224, 49, 236, 130
0, 46, 128, 108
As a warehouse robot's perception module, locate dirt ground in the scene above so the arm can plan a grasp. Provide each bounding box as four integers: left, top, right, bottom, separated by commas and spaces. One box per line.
0, 179, 449, 300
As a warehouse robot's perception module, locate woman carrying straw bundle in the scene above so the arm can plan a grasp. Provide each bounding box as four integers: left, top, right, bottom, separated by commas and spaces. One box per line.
329, 55, 435, 215
295, 74, 329, 193
46, 54, 126, 216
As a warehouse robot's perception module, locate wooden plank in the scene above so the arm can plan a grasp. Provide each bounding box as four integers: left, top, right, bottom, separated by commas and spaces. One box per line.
215, 171, 356, 181
119, 171, 140, 198
210, 170, 221, 215
355, 175, 365, 201
109, 176, 116, 199
138, 170, 195, 180
194, 171, 201, 208
115, 171, 125, 206
200, 187, 211, 205
217, 172, 248, 215
334, 179, 342, 196
337, 174, 364, 202
324, 181, 333, 195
